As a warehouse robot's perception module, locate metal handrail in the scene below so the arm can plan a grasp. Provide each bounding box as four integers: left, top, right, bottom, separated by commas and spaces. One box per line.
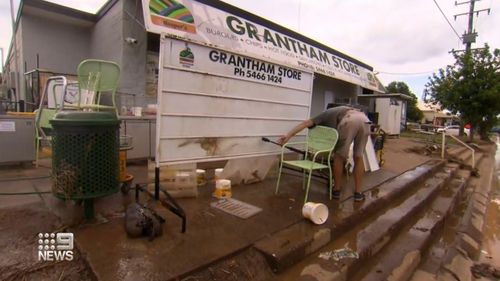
441, 132, 475, 169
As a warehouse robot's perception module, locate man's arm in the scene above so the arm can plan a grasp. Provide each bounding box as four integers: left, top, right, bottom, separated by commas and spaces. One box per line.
277, 119, 314, 145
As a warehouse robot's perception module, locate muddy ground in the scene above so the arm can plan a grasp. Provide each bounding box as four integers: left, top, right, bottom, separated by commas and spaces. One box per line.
0, 202, 95, 281
0, 136, 498, 280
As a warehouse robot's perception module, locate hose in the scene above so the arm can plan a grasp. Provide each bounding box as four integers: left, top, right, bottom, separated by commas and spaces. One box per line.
0, 175, 51, 182
0, 191, 52, 195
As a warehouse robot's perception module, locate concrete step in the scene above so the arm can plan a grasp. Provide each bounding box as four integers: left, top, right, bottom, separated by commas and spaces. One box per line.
269, 162, 457, 280
409, 146, 496, 281
195, 145, 496, 281
254, 159, 445, 273
357, 169, 470, 281
447, 145, 483, 172
447, 145, 468, 157
410, 169, 473, 276
459, 150, 482, 169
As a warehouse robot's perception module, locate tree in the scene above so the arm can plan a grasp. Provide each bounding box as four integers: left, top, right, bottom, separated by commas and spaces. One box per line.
386, 81, 424, 122
424, 44, 500, 140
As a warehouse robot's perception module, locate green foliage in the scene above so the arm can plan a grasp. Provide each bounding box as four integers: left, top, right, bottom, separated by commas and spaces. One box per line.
424, 44, 500, 140
386, 81, 424, 122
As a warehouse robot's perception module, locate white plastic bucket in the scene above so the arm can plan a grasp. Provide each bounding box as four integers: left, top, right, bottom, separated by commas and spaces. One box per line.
302, 202, 329, 224
132, 106, 142, 116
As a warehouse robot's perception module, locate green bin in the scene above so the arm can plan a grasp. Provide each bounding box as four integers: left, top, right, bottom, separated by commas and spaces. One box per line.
50, 111, 120, 216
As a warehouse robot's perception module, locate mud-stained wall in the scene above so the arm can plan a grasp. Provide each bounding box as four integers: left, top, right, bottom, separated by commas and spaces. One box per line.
156, 38, 313, 164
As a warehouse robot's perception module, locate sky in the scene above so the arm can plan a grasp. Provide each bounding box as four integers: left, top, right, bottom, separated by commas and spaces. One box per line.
1, 0, 499, 100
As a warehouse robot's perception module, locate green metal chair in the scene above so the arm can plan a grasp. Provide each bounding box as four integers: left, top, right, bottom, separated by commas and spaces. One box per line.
34, 76, 68, 167
61, 59, 120, 116
34, 108, 57, 167
275, 126, 339, 203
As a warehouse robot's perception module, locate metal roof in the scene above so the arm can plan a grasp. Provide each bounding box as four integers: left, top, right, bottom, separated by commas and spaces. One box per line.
358, 93, 414, 100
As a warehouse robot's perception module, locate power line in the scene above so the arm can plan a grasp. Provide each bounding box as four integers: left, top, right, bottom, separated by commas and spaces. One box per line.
432, 0, 462, 40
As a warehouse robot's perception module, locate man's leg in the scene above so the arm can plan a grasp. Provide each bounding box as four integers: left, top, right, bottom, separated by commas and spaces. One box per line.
350, 112, 370, 201
333, 114, 355, 199
353, 156, 364, 193
333, 153, 345, 193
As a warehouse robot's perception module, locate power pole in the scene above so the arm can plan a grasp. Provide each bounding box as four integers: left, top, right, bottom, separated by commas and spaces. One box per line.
454, 0, 490, 53
453, 0, 490, 137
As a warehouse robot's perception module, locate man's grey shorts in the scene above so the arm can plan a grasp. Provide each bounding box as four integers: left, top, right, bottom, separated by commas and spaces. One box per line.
335, 110, 371, 159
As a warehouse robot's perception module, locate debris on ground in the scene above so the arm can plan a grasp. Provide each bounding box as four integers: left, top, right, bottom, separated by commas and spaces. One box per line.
180, 248, 273, 281
125, 202, 165, 240
413, 226, 430, 232
318, 245, 359, 261
470, 262, 500, 279
446, 154, 480, 177
404, 144, 440, 156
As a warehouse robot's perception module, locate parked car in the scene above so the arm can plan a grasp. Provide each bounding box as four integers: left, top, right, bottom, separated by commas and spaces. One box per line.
436, 125, 470, 136
490, 126, 500, 134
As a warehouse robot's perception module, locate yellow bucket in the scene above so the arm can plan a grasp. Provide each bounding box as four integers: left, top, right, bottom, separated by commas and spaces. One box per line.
119, 150, 127, 182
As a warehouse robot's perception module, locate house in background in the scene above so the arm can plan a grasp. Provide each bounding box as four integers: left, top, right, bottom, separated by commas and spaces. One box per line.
3, 0, 387, 115
417, 101, 456, 126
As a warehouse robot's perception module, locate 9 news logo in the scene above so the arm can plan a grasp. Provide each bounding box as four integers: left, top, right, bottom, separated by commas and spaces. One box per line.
37, 232, 74, 261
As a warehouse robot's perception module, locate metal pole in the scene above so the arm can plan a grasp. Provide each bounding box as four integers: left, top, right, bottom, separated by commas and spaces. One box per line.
155, 167, 160, 200
441, 132, 445, 159
10, 0, 21, 111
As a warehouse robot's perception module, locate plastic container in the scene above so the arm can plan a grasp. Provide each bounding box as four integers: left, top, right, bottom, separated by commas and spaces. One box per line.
175, 170, 195, 188
302, 202, 329, 225
132, 107, 142, 116
120, 135, 133, 148
119, 150, 127, 181
214, 179, 231, 198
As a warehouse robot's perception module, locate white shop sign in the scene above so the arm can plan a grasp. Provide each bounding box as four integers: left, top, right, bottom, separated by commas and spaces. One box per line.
156, 37, 313, 164
167, 40, 311, 91
141, 0, 382, 92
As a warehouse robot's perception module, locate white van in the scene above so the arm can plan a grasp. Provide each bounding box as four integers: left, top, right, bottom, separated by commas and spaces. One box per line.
436, 125, 470, 136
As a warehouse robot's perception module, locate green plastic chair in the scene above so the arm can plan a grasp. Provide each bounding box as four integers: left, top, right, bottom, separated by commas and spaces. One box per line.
275, 126, 339, 203
62, 59, 120, 116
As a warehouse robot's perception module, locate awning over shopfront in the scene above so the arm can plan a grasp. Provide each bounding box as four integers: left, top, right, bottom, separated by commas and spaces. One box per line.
358, 93, 413, 101
141, 0, 384, 92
